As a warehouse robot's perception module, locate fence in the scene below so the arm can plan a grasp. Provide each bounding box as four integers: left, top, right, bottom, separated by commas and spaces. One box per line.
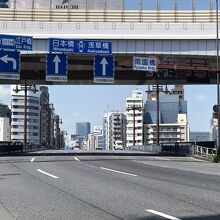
193, 145, 216, 159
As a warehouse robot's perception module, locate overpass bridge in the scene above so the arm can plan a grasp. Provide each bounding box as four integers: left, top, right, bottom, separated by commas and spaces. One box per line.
0, 2, 219, 85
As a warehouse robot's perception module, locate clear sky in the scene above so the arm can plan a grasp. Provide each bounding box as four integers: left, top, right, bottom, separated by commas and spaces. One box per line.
0, 85, 217, 134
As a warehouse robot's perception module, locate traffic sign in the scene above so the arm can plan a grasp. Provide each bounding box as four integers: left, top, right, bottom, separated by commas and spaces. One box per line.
93, 56, 115, 84
133, 56, 157, 72
46, 53, 68, 82
49, 38, 112, 55
0, 50, 20, 80
0, 34, 32, 51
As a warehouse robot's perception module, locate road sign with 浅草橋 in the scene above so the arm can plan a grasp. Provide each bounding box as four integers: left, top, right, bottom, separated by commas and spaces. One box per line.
0, 34, 32, 51
94, 56, 115, 84
0, 50, 20, 80
133, 57, 157, 72
49, 38, 112, 55
46, 53, 68, 82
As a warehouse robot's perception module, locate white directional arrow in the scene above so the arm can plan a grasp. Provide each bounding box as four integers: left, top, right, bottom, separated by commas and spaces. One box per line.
100, 57, 108, 76
0, 55, 17, 70
53, 55, 61, 74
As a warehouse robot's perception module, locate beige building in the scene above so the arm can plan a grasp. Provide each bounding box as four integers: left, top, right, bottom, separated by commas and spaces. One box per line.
0, 117, 10, 141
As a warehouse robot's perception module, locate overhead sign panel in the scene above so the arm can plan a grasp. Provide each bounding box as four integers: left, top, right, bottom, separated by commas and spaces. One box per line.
46, 53, 68, 82
133, 57, 157, 72
0, 50, 20, 80
94, 56, 115, 84
0, 34, 32, 51
49, 38, 112, 55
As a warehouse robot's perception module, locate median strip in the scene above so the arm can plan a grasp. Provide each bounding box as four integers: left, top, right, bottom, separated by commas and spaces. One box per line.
100, 167, 138, 177
37, 169, 59, 179
146, 209, 181, 220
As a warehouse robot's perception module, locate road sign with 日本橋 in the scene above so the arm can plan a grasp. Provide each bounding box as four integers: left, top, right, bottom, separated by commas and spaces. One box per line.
0, 34, 32, 51
93, 56, 115, 84
46, 53, 68, 82
0, 50, 20, 80
49, 38, 112, 55
133, 57, 157, 72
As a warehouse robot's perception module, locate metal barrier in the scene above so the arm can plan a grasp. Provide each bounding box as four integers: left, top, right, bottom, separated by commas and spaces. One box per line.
130, 144, 162, 153
193, 145, 217, 159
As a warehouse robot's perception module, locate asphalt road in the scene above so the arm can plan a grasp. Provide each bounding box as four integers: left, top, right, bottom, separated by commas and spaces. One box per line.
0, 155, 220, 220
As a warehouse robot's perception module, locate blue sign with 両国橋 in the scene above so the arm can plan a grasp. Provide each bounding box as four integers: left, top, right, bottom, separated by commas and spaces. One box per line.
46, 53, 68, 82
49, 38, 112, 55
133, 56, 157, 72
0, 50, 20, 80
94, 56, 115, 84
0, 34, 32, 51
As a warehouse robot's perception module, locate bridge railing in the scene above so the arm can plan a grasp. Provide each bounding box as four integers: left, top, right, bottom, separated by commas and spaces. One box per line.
193, 145, 217, 159
0, 9, 218, 23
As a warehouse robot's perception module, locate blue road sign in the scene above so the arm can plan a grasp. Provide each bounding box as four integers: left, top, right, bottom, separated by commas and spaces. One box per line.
46, 53, 68, 81
94, 56, 115, 84
0, 34, 32, 51
133, 56, 157, 72
49, 38, 112, 55
0, 50, 20, 80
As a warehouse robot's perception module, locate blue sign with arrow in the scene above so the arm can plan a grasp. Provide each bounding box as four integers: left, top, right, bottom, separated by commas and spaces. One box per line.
94, 56, 115, 84
46, 53, 68, 81
0, 34, 32, 51
0, 50, 20, 80
49, 38, 112, 55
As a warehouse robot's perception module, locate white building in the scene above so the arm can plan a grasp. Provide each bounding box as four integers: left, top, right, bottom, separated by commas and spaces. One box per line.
144, 113, 189, 144
104, 112, 126, 150
0, 117, 10, 141
11, 85, 40, 144
126, 90, 144, 148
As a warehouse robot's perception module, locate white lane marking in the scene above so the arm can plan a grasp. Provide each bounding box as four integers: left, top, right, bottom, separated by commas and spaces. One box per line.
146, 209, 181, 220
37, 169, 59, 179
154, 157, 170, 161
100, 167, 138, 177
74, 156, 80, 161
31, 157, 35, 162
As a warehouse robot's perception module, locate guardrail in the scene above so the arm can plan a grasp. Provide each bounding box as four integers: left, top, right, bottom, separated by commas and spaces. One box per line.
193, 145, 216, 160
130, 144, 162, 153
0, 9, 217, 23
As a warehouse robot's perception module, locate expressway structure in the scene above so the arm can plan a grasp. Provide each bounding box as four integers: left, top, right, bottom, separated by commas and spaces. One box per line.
0, 1, 219, 85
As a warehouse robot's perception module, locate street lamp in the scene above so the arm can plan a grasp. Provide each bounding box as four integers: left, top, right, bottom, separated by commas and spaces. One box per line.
13, 84, 38, 151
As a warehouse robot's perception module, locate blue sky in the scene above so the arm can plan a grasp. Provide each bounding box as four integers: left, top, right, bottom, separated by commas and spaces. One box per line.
0, 85, 216, 134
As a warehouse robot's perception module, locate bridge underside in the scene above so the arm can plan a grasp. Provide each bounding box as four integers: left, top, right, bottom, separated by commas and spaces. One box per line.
0, 54, 217, 85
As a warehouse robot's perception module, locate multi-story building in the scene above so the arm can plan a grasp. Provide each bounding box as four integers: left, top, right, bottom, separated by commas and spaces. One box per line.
76, 122, 91, 138
126, 89, 144, 148
88, 125, 104, 150
0, 117, 10, 141
104, 111, 126, 150
144, 85, 189, 144
11, 85, 40, 144
0, 103, 11, 141
40, 86, 55, 148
